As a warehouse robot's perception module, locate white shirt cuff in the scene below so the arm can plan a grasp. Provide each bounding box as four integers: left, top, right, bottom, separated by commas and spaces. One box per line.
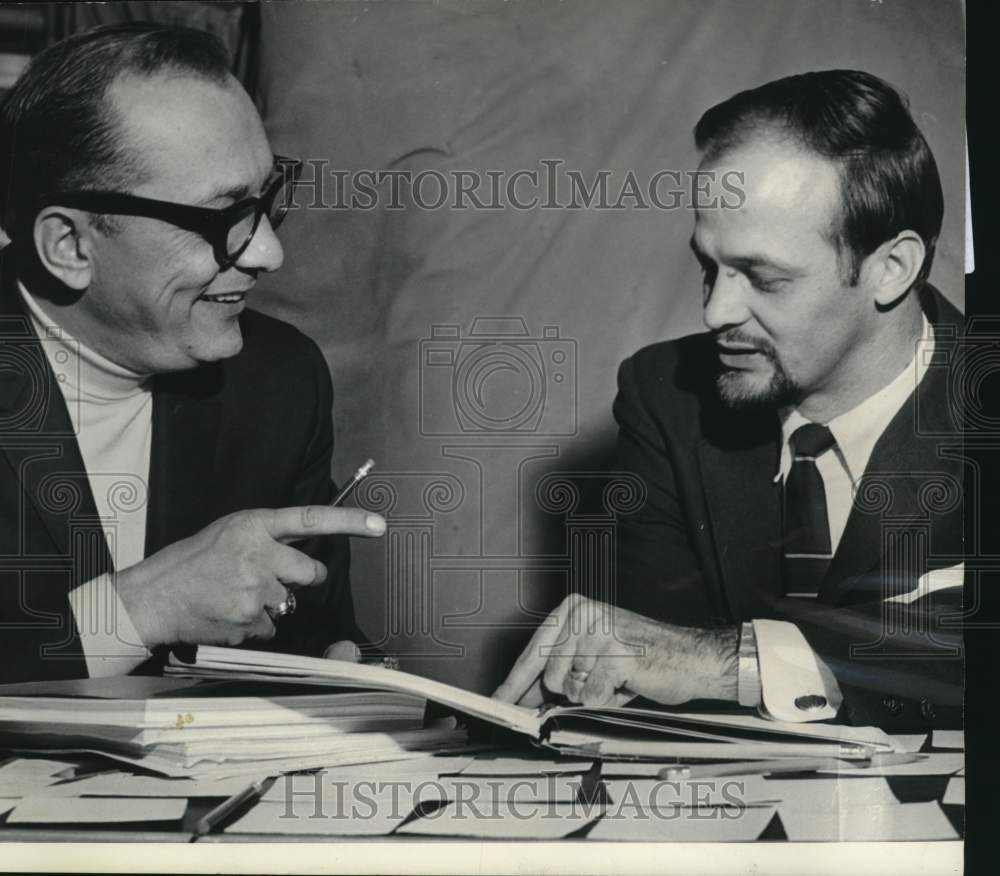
68, 574, 152, 678
752, 618, 842, 722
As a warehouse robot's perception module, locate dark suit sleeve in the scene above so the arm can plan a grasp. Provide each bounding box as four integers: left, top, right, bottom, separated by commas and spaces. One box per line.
769, 579, 964, 730
259, 339, 368, 657
611, 355, 725, 625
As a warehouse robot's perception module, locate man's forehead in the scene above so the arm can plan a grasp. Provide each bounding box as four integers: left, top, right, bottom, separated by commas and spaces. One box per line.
694, 139, 842, 258
107, 72, 273, 200
706, 138, 840, 217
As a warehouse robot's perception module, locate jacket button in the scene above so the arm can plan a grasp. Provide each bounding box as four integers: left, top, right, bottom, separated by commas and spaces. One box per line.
882, 696, 904, 716
920, 699, 936, 721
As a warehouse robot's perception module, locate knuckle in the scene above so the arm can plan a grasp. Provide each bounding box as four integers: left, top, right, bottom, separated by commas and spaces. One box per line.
235, 511, 259, 534
236, 593, 262, 623
299, 505, 322, 531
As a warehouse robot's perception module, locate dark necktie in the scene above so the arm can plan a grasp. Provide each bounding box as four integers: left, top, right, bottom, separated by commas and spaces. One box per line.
782, 422, 837, 597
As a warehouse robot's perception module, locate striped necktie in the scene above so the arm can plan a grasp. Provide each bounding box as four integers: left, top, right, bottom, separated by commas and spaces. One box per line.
782, 422, 837, 597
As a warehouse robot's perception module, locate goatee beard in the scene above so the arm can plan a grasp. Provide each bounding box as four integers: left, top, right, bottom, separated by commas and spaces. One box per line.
715, 358, 801, 411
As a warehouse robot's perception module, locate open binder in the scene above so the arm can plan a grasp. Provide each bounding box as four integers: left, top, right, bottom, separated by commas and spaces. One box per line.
165, 646, 900, 761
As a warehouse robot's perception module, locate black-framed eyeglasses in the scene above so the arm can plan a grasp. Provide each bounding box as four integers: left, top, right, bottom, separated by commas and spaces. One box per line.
42, 155, 304, 270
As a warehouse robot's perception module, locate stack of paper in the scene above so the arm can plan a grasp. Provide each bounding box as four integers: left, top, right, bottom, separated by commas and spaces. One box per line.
0, 685, 466, 780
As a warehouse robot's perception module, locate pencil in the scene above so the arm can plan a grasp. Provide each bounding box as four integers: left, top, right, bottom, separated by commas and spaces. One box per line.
193, 776, 276, 837
331, 458, 375, 506
585, 741, 876, 761
657, 753, 920, 780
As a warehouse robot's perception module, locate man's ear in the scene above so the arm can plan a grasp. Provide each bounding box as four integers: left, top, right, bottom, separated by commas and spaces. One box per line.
32, 207, 96, 291
863, 230, 926, 309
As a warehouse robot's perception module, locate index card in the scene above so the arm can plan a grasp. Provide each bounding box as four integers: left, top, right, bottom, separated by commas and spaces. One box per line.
586, 804, 777, 842
779, 801, 958, 841
932, 730, 963, 750
397, 800, 603, 839
7, 796, 186, 824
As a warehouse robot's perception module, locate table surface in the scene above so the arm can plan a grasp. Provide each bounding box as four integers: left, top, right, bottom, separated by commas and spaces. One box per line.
0, 735, 964, 843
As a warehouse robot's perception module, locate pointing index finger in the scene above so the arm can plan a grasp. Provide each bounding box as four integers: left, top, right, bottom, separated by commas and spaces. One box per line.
264, 506, 386, 543
493, 597, 576, 704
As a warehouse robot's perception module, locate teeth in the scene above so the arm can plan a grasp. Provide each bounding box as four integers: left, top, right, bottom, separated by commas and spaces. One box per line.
202, 293, 245, 303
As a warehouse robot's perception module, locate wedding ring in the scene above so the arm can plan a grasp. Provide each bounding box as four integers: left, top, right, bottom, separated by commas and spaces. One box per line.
266, 590, 297, 621
568, 669, 590, 683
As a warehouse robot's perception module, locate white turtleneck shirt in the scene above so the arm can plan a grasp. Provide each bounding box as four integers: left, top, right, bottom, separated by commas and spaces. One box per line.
21, 283, 152, 675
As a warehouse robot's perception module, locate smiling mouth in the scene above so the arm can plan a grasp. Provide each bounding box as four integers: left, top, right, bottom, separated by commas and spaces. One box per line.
199, 291, 249, 304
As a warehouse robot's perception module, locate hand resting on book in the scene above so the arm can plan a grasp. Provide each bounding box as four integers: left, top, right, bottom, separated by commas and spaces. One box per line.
493, 594, 739, 709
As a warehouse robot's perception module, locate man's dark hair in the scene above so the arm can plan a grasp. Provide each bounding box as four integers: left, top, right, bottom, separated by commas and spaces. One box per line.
694, 69, 944, 289
0, 22, 231, 243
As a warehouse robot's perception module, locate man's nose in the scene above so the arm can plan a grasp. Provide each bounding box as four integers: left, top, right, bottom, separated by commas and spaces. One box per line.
235, 215, 284, 273
702, 270, 749, 331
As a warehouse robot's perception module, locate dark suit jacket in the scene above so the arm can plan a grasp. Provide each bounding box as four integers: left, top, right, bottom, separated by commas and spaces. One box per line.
0, 263, 364, 683
612, 285, 964, 730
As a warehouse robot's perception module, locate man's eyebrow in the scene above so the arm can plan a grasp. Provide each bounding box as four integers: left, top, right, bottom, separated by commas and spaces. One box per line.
196, 165, 275, 206
689, 237, 800, 276
196, 182, 254, 206
728, 254, 798, 275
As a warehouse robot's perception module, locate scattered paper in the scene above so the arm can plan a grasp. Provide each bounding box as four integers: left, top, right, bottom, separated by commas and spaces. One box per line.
228, 782, 444, 836
768, 777, 899, 812
586, 804, 776, 842
228, 801, 407, 836
817, 753, 964, 778
602, 775, 770, 808
397, 800, 602, 838
932, 730, 964, 750
942, 777, 964, 807
439, 774, 584, 804
261, 772, 447, 808
7, 796, 187, 824
779, 801, 958, 841
40, 773, 268, 798
0, 758, 78, 784
600, 761, 688, 777
319, 755, 474, 778
458, 756, 593, 776
888, 734, 927, 753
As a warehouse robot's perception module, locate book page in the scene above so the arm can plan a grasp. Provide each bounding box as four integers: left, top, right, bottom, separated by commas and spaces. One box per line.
170, 647, 541, 737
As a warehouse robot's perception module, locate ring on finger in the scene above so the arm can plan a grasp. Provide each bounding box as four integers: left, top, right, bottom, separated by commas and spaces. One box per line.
265, 589, 297, 621
568, 668, 590, 683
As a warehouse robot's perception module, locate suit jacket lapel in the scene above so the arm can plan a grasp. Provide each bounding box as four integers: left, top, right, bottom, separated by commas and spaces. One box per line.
698, 416, 783, 620
145, 364, 224, 556
0, 266, 109, 574
818, 287, 962, 603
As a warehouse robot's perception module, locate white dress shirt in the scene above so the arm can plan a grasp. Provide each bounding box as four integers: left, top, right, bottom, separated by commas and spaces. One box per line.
21, 284, 153, 676
751, 315, 934, 721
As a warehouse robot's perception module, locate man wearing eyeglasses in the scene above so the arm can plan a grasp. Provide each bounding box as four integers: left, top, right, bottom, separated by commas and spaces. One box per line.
0, 24, 384, 683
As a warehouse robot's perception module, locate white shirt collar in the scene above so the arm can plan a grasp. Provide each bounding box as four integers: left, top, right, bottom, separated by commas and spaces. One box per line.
774, 314, 934, 485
